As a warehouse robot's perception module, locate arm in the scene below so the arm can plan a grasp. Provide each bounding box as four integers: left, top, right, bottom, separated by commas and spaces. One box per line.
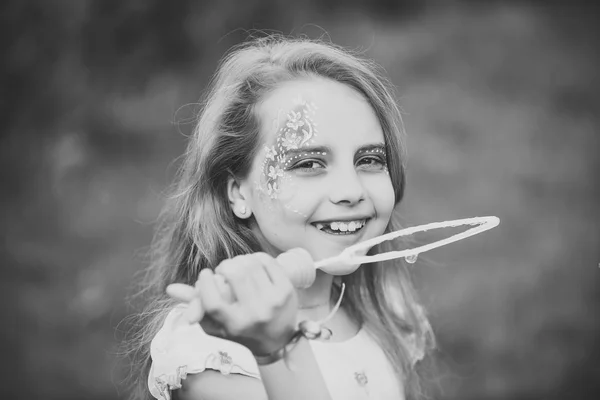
258, 336, 331, 400
170, 251, 332, 400
176, 337, 330, 400
176, 371, 267, 400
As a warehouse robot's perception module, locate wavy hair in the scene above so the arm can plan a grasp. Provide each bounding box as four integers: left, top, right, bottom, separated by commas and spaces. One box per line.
124, 35, 435, 400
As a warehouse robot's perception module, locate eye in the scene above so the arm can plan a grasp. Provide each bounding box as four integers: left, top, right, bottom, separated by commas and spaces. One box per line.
356, 155, 387, 170
288, 159, 325, 173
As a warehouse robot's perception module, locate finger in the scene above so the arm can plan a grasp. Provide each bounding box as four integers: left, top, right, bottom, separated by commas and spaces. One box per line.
263, 264, 296, 308
216, 258, 259, 303
262, 251, 301, 288
255, 252, 287, 286
249, 253, 277, 290
166, 283, 197, 303
185, 297, 204, 324
197, 270, 248, 338
214, 273, 235, 303
197, 268, 234, 324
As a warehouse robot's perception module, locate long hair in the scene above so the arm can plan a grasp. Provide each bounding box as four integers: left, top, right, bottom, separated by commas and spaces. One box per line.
125, 35, 435, 400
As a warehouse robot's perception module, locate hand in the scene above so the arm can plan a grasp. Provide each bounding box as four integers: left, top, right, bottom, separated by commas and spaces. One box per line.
168, 251, 302, 356
166, 247, 316, 324
167, 248, 314, 324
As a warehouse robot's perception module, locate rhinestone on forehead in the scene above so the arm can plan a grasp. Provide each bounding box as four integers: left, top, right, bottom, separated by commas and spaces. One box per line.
258, 96, 318, 200
357, 147, 386, 155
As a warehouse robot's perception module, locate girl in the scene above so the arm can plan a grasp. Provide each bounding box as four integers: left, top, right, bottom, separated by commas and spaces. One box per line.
127, 35, 435, 400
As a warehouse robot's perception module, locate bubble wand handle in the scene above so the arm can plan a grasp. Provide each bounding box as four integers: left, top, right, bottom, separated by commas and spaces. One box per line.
314, 216, 500, 269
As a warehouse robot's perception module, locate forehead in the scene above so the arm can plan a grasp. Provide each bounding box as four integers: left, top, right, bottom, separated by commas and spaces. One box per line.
255, 77, 384, 147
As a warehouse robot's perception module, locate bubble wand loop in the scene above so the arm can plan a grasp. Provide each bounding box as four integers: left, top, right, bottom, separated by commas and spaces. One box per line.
315, 216, 500, 269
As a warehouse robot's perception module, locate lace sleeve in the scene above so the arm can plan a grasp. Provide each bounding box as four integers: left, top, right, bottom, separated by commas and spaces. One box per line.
147, 304, 261, 400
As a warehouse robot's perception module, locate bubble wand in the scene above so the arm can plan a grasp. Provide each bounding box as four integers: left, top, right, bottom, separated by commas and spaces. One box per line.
167, 216, 500, 323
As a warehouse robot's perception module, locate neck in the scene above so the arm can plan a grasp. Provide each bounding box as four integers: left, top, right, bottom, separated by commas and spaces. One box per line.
296, 270, 335, 322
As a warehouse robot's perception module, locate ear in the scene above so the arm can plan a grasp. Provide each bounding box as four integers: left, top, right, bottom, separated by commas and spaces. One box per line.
227, 175, 252, 219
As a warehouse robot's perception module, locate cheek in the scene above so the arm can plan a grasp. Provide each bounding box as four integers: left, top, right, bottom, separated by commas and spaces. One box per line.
275, 173, 313, 218
250, 174, 313, 221
365, 174, 396, 215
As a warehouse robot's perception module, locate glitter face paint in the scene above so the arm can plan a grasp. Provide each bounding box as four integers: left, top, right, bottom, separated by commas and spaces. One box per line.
257, 96, 318, 206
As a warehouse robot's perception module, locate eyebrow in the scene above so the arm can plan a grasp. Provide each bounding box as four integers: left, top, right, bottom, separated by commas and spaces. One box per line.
283, 142, 386, 158
357, 143, 386, 153
283, 145, 332, 158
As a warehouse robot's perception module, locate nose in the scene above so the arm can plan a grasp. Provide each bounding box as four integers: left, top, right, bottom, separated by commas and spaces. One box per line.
328, 167, 365, 206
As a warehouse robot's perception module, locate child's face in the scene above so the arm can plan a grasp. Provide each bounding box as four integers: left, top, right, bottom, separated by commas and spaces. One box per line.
238, 77, 395, 273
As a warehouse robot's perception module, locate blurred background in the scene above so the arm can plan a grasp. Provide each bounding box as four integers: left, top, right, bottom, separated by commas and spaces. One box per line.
2, 0, 598, 399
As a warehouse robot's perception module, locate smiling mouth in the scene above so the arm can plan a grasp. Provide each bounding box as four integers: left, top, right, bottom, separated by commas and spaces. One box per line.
311, 219, 368, 235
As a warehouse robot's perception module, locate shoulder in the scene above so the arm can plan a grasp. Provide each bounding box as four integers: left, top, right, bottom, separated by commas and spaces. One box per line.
148, 304, 261, 400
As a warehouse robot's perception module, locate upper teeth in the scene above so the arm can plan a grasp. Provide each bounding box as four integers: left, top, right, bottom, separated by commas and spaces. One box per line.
315, 220, 366, 232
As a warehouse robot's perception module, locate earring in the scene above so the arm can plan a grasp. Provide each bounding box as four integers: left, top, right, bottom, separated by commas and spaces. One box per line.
239, 206, 247, 216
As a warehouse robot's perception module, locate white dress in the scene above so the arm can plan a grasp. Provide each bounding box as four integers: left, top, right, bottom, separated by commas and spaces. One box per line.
148, 304, 405, 400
